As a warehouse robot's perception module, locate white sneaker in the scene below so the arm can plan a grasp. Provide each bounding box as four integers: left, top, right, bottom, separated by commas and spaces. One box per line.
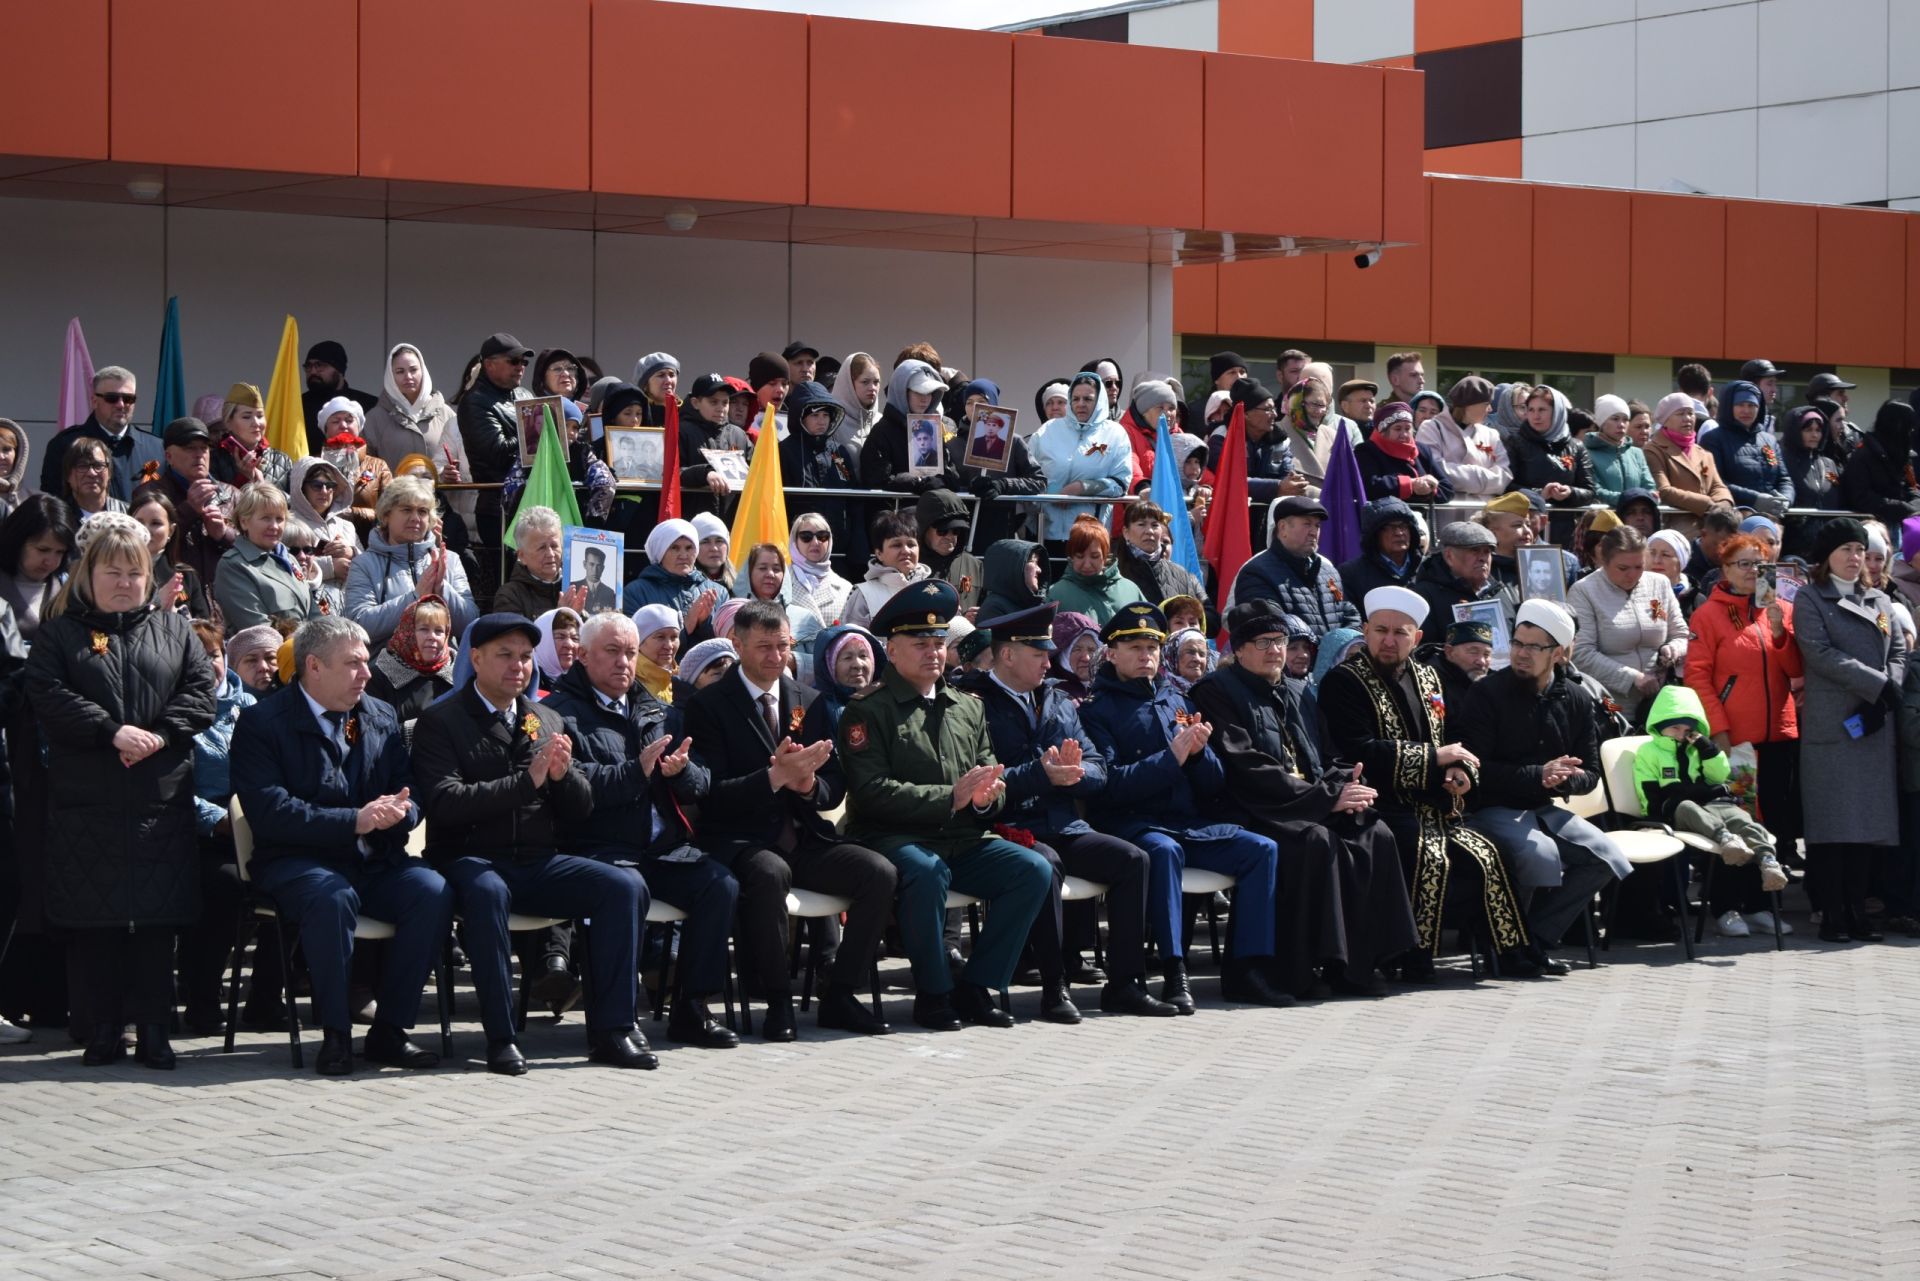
1744, 911, 1794, 936
1711, 828, 1753, 862
0, 1016, 31, 1044
1714, 909, 1752, 938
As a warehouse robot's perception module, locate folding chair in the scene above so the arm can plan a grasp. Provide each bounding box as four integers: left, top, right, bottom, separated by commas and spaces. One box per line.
783, 888, 886, 1023
640, 897, 740, 1031
224, 798, 453, 1069
1561, 741, 1692, 961
1059, 875, 1109, 1001
1179, 868, 1236, 963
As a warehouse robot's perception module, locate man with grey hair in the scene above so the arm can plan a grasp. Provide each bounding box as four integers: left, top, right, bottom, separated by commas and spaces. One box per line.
231, 615, 456, 1076
41, 364, 165, 502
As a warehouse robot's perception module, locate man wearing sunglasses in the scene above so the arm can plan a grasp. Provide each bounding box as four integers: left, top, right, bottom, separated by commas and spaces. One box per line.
40, 365, 164, 503
455, 332, 534, 544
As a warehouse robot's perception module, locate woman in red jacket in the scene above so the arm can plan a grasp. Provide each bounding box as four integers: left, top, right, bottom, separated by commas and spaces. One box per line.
1684, 533, 1802, 934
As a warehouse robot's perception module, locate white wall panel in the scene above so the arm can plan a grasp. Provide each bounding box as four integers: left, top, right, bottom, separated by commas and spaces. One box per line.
1757, 0, 1885, 105
1129, 0, 1217, 52
1525, 0, 1635, 35
1637, 0, 1752, 17
1312, 0, 1413, 63
1524, 24, 1639, 135
1890, 89, 1920, 201
592, 235, 790, 384
1524, 125, 1638, 188
1636, 109, 1758, 196
1636, 5, 1757, 120
974, 256, 1161, 421
789, 244, 975, 378
1756, 95, 1888, 203
1893, 0, 1920, 90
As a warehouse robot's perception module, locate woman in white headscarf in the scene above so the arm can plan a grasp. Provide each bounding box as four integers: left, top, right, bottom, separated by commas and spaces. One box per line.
829, 352, 884, 453
362, 343, 475, 542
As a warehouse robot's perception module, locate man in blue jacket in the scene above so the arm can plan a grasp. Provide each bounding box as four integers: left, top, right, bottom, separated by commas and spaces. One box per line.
1701, 380, 1793, 518
956, 603, 1176, 1021
232, 616, 455, 1077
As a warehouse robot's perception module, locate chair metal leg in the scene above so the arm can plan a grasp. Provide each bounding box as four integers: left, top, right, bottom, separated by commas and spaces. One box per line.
1770, 889, 1786, 951
1583, 894, 1600, 969
223, 910, 255, 1055
1600, 881, 1619, 952
798, 927, 816, 1013
1672, 858, 1696, 962
514, 960, 531, 1034
869, 957, 884, 1020
275, 915, 303, 1070
434, 955, 453, 1059
1694, 854, 1716, 945
1206, 898, 1222, 964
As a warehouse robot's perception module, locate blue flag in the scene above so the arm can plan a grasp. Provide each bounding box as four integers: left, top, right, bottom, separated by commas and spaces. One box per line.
1151, 413, 1205, 584
151, 296, 185, 435
1318, 424, 1367, 567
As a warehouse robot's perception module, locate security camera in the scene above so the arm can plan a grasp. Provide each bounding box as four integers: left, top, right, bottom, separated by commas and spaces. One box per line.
1354, 244, 1384, 269
665, 205, 698, 232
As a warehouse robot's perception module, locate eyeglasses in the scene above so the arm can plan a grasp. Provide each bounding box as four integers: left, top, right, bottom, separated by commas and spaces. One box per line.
1247, 637, 1289, 652
497, 355, 531, 367
96, 392, 137, 406
305, 478, 339, 491
289, 545, 317, 557
1726, 559, 1763, 571
795, 530, 831, 543
74, 459, 110, 473
1510, 640, 1557, 655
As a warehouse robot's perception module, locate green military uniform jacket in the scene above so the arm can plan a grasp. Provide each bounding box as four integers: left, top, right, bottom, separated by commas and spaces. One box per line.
837, 665, 1005, 858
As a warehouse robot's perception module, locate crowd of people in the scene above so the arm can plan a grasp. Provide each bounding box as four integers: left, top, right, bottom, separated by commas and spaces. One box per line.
1, 333, 1916, 1077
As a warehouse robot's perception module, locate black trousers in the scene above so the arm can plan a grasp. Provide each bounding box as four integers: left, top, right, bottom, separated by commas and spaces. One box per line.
728, 839, 897, 993
1027, 832, 1150, 980
70, 926, 175, 1028
1810, 842, 1878, 921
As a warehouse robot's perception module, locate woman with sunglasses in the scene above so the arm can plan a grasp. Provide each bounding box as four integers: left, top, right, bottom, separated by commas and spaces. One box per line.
284, 457, 361, 616
785, 512, 851, 672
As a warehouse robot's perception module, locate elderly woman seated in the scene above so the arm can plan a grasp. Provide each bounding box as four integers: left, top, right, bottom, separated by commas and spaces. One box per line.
345, 474, 477, 647
214, 483, 317, 632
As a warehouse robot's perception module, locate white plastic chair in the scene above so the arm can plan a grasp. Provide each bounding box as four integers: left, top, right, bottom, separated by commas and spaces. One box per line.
1180, 868, 1237, 962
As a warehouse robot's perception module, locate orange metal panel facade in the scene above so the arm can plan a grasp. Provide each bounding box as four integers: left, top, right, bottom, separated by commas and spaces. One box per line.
1326, 179, 1430, 345
1174, 263, 1219, 335
112, 0, 357, 174
1909, 218, 1920, 370
1430, 177, 1530, 349
593, 0, 808, 205
1215, 0, 1313, 60
0, 0, 107, 160
1204, 54, 1382, 241
1381, 69, 1425, 245
1816, 208, 1906, 368
1724, 201, 1817, 365
1423, 139, 1522, 179
1216, 256, 1326, 342
1012, 36, 1203, 229
361, 0, 589, 188
1629, 194, 1724, 359
1531, 185, 1629, 354
810, 18, 1011, 218
1415, 0, 1521, 52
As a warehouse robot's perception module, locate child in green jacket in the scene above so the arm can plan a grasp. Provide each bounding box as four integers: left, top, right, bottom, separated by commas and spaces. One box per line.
1632, 685, 1787, 893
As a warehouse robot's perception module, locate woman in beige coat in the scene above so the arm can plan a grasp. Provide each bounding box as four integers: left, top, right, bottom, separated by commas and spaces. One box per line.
1643, 391, 1734, 517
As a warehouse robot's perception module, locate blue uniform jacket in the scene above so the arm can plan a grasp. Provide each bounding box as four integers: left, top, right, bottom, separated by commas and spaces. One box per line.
542, 661, 707, 858
230, 682, 417, 867
1078, 668, 1242, 843
951, 671, 1102, 839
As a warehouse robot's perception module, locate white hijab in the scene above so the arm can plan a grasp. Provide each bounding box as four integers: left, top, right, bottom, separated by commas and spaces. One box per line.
382, 343, 435, 414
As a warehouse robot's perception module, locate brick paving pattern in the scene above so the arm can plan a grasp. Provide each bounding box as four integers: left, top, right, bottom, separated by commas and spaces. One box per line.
2, 931, 1916, 1280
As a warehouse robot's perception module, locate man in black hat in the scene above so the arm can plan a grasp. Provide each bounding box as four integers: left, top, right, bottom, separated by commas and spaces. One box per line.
676, 372, 754, 519
1739, 358, 1785, 430
953, 602, 1176, 1021
1227, 493, 1360, 639
148, 416, 238, 588
783, 342, 819, 387
917, 488, 984, 616
1805, 371, 1858, 444
1416, 618, 1496, 711
1183, 351, 1248, 442
1412, 521, 1502, 629
301, 340, 379, 456
837, 579, 1054, 1030
457, 334, 535, 533
1207, 378, 1308, 526
411, 612, 652, 1075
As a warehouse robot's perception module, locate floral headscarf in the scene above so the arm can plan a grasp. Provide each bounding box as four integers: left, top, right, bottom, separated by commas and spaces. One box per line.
389, 593, 455, 676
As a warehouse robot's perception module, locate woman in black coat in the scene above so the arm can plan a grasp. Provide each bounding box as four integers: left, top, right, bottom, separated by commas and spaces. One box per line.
26, 512, 217, 1069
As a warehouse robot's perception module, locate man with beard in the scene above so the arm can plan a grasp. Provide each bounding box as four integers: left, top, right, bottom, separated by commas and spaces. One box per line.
1416, 619, 1495, 711
300, 341, 379, 456
1189, 601, 1418, 998
1318, 588, 1541, 982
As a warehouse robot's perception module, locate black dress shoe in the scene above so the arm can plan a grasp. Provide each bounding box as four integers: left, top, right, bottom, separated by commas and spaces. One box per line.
1012, 967, 1043, 987
532, 955, 582, 1012
316, 1029, 355, 1076
135, 1024, 176, 1070
182, 1008, 228, 1037
588, 1028, 659, 1069
1064, 957, 1108, 985
1398, 952, 1441, 985
1221, 965, 1297, 1008
1160, 960, 1196, 1015
1039, 981, 1082, 1025
912, 993, 963, 1031
82, 1023, 125, 1067
1099, 977, 1179, 1017
817, 985, 891, 1035
1493, 948, 1543, 979
1848, 916, 1885, 943
1525, 945, 1571, 976
363, 1021, 437, 1069
486, 1039, 528, 1075
760, 995, 798, 1043
667, 999, 740, 1048
1818, 922, 1854, 943
952, 981, 1015, 1028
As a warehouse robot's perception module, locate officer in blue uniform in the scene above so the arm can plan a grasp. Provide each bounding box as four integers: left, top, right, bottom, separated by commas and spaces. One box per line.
1078, 602, 1293, 1011
837, 579, 1054, 1030
957, 602, 1177, 1021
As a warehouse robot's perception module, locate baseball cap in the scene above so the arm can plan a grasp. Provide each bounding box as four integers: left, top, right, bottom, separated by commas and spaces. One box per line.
687, 373, 731, 399
479, 333, 533, 360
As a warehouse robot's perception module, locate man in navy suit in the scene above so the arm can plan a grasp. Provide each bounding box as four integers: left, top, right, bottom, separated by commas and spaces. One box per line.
231, 615, 455, 1076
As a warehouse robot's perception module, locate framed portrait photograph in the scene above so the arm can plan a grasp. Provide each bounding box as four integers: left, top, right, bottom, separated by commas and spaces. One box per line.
515, 395, 571, 467
605, 424, 665, 485
963, 406, 1016, 474
1454, 599, 1512, 669
1517, 545, 1567, 604
700, 447, 750, 490
562, 526, 624, 615
906, 414, 945, 477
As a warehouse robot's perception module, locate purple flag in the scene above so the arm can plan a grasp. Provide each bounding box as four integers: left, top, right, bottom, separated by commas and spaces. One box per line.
1318, 425, 1367, 567
58, 317, 94, 430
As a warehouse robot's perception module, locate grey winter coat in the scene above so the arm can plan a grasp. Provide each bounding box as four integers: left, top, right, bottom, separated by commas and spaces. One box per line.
1795, 578, 1906, 845
344, 529, 479, 647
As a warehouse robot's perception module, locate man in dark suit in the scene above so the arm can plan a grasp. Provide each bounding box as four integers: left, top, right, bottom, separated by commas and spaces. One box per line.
543, 611, 741, 1052
231, 616, 455, 1077
411, 613, 654, 1075
680, 600, 897, 1041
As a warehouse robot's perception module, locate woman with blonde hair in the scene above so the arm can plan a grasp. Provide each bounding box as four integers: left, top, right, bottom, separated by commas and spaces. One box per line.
28, 512, 216, 1069
215, 483, 318, 631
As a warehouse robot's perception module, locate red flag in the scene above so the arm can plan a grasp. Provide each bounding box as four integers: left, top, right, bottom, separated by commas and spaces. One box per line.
659, 394, 682, 520
1202, 402, 1253, 627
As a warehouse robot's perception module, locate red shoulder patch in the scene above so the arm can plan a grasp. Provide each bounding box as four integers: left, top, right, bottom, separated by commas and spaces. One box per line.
847, 722, 869, 751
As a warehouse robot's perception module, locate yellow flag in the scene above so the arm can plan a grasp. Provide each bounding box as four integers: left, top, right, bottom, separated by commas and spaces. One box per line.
263, 315, 305, 458
728, 405, 789, 570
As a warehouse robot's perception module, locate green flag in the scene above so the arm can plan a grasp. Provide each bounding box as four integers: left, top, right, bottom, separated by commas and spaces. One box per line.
505, 403, 581, 548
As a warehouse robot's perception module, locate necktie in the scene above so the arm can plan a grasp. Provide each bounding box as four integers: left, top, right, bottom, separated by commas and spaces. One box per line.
322, 709, 348, 758
761, 691, 781, 742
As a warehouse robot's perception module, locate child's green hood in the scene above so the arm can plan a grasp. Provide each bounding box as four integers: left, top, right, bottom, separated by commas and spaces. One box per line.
1646, 683, 1710, 736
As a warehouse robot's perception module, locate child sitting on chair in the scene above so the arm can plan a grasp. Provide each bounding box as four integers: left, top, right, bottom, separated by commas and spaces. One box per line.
1632, 686, 1788, 893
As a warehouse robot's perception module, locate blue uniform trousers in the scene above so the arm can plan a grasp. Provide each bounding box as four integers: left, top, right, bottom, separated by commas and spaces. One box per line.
886, 838, 1052, 994
251, 856, 455, 1034
1134, 829, 1280, 960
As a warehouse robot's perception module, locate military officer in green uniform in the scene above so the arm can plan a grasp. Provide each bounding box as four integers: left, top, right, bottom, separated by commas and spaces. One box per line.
838, 578, 1054, 1031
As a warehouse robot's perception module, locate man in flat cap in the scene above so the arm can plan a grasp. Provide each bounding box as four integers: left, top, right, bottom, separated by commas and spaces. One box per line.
1413, 520, 1505, 630
1318, 587, 1541, 981
838, 579, 1053, 1030
955, 601, 1177, 1021
1455, 599, 1629, 961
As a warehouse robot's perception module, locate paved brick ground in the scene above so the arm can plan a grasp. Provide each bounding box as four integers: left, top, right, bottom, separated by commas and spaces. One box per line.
2, 927, 1916, 1280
